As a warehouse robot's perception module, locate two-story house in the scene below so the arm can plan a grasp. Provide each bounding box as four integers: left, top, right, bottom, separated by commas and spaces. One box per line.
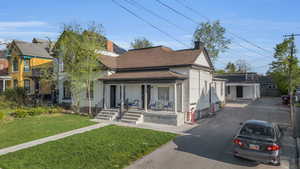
7, 38, 54, 95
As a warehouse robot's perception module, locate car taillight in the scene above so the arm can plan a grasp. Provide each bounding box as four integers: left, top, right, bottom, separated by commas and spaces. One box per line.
233, 139, 243, 146
267, 144, 280, 151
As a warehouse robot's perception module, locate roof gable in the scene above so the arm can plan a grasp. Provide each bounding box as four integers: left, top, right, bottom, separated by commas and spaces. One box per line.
194, 51, 210, 67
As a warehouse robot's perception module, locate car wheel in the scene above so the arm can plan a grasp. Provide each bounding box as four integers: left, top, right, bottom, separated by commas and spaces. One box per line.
272, 157, 281, 166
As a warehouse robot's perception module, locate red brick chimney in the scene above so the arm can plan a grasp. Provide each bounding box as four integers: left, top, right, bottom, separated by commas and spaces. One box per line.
106, 40, 114, 52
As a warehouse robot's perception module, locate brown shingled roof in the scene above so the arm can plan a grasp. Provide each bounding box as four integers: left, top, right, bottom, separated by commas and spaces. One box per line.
98, 46, 213, 70
99, 70, 187, 81
12, 40, 53, 59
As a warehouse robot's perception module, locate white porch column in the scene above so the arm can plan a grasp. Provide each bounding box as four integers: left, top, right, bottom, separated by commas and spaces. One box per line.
254, 85, 256, 99
144, 84, 147, 112
2, 80, 5, 92
174, 83, 177, 113
181, 83, 184, 112
121, 84, 124, 113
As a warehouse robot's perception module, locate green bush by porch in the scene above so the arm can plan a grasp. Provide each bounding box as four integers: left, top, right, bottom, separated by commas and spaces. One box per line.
0, 114, 96, 149
0, 125, 177, 169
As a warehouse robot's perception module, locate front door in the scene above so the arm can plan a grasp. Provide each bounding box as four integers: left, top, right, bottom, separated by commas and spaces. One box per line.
110, 85, 116, 108
236, 86, 243, 98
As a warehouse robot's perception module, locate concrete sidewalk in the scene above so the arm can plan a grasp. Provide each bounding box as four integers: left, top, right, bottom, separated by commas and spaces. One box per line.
91, 119, 199, 135
0, 123, 109, 156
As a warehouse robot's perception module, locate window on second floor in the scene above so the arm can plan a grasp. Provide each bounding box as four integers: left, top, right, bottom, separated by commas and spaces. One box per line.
24, 59, 30, 72
13, 59, 18, 72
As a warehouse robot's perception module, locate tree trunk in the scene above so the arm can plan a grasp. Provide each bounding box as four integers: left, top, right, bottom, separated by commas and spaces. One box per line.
87, 80, 92, 117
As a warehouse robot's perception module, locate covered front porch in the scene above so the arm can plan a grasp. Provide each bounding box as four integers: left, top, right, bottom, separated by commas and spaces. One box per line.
103, 82, 184, 113
99, 70, 187, 126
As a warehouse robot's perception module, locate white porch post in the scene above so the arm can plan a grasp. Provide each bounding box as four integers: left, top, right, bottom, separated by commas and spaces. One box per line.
144, 84, 147, 112
174, 83, 177, 113
121, 84, 124, 113
254, 85, 256, 99
2, 80, 5, 92
181, 83, 184, 112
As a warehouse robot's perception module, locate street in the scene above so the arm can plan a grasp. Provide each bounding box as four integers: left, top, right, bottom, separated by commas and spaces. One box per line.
126, 97, 297, 169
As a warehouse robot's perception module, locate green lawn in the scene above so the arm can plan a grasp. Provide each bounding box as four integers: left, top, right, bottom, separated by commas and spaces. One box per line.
0, 114, 96, 149
0, 125, 177, 169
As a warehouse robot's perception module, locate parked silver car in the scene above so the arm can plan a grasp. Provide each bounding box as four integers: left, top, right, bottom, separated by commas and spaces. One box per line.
233, 120, 282, 166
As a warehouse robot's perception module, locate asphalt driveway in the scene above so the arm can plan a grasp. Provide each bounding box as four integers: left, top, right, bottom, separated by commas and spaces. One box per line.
126, 97, 297, 169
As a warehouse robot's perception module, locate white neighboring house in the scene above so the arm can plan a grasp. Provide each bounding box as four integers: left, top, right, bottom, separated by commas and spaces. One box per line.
58, 41, 226, 126
215, 73, 261, 101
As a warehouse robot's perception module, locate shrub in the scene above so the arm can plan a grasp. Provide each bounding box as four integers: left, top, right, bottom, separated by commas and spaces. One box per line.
48, 107, 63, 114
27, 107, 46, 116
12, 109, 29, 118
0, 112, 4, 120
3, 88, 28, 106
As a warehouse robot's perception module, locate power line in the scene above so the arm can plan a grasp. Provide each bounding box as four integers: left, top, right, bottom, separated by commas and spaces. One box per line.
159, 0, 273, 54
123, 0, 190, 34
111, 0, 189, 48
174, 0, 210, 22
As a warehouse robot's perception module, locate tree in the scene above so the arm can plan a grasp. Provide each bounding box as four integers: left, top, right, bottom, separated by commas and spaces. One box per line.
193, 20, 231, 62
215, 69, 226, 74
268, 37, 300, 94
130, 37, 153, 49
56, 22, 106, 116
225, 62, 236, 73
235, 59, 251, 73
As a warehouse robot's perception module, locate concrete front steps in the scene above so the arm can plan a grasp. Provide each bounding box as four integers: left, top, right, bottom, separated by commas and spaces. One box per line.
95, 109, 118, 121
120, 110, 143, 124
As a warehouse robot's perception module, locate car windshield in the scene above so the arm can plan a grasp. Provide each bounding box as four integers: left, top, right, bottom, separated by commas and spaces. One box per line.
240, 123, 274, 139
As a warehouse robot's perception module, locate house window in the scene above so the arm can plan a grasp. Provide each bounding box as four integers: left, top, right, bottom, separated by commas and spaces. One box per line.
24, 79, 30, 92
63, 81, 71, 99
158, 87, 169, 103
24, 59, 30, 72
13, 59, 18, 72
86, 81, 94, 99
13, 79, 18, 88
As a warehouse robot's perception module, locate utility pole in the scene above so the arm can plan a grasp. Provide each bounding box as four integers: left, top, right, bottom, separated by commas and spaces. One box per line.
283, 33, 300, 137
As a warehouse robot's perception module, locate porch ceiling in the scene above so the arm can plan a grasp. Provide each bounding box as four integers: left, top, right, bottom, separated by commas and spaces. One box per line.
99, 70, 187, 83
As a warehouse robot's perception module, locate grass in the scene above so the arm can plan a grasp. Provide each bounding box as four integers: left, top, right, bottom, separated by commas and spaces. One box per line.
0, 125, 177, 169
0, 114, 96, 149
296, 103, 300, 107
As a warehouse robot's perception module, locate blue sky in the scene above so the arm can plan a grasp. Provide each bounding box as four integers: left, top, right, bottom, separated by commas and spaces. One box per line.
1, 0, 299, 73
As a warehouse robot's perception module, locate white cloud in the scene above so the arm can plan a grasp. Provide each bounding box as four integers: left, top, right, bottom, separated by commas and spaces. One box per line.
0, 21, 47, 28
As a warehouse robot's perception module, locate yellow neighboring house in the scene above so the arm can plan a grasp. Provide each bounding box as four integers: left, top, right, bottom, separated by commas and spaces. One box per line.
7, 38, 54, 95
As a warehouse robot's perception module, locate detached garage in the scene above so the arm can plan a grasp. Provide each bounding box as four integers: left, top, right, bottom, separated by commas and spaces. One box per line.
215, 73, 261, 101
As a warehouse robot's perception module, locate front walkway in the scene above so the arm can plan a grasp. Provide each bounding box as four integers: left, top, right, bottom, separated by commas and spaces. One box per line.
0, 123, 109, 156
